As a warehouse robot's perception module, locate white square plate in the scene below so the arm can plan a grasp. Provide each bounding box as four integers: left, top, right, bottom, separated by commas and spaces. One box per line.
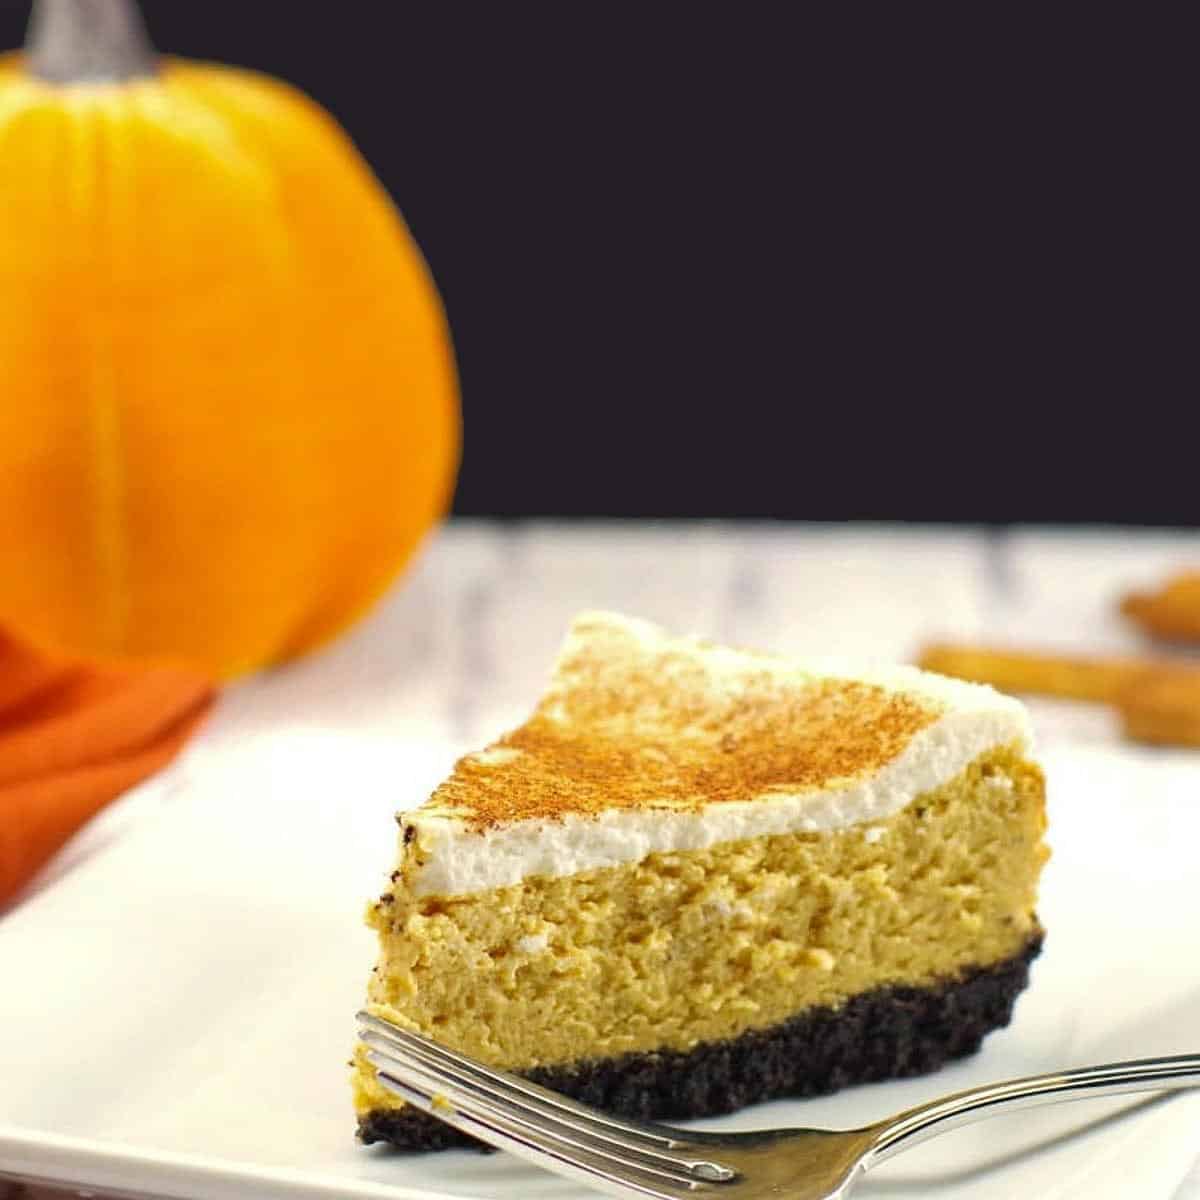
1, 732, 1198, 1199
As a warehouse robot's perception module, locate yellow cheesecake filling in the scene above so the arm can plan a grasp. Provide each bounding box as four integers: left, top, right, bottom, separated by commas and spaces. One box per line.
354, 744, 1047, 1117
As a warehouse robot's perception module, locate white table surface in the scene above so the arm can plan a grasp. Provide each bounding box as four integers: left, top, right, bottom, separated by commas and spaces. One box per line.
6, 519, 1200, 1200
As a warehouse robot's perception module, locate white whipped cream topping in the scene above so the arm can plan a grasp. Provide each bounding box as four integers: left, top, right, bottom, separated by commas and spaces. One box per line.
407, 700, 1029, 895
400, 613, 1033, 897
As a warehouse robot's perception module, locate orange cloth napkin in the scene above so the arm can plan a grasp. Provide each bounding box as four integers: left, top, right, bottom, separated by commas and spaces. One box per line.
0, 631, 215, 908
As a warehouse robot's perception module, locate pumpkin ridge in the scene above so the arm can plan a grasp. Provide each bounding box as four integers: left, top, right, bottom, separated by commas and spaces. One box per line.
126, 79, 330, 675
174, 80, 347, 669
80, 95, 131, 653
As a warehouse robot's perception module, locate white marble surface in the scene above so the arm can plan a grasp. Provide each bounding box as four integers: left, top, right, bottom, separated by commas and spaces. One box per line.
9, 519, 1200, 1200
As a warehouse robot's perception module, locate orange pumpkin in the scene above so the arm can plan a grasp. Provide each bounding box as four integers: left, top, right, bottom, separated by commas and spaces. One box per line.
0, 0, 459, 677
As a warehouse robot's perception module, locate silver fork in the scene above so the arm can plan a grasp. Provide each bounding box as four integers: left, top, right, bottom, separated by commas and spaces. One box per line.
358, 1012, 1200, 1200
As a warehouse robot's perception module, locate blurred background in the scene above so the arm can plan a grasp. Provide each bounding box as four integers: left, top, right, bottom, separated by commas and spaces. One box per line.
3, 1, 1191, 525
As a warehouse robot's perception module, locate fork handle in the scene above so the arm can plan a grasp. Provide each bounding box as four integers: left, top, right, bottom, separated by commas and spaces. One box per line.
866, 1053, 1200, 1166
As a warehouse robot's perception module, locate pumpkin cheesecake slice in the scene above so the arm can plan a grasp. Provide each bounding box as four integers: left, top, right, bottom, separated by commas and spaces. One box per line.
354, 612, 1048, 1150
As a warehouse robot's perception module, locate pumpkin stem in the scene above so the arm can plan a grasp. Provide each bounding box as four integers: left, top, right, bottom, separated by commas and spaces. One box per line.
26, 0, 157, 84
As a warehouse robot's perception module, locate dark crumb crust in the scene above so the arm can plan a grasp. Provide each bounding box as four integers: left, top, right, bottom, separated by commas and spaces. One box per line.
359, 933, 1042, 1152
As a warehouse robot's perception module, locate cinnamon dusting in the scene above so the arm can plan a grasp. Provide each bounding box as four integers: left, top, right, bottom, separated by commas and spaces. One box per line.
427, 614, 943, 830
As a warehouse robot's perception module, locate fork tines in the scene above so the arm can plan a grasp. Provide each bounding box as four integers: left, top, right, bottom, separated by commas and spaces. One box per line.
357, 1011, 735, 1198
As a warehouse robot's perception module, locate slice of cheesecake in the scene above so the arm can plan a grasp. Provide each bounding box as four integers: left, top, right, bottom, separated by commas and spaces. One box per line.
354, 612, 1048, 1150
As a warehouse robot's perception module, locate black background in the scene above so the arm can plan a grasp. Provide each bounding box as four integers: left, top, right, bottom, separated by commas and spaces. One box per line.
2, 3, 1195, 523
